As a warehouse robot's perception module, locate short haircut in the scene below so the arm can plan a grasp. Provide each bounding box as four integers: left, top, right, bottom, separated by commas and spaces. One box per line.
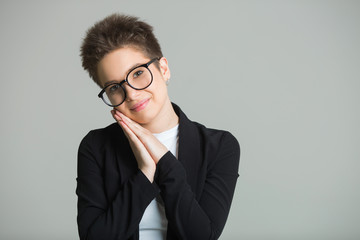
80, 14, 163, 87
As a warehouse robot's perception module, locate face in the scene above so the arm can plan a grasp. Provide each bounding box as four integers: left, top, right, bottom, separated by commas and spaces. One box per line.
97, 47, 171, 125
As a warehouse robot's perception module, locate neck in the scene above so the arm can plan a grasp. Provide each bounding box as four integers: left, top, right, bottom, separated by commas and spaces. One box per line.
141, 100, 179, 134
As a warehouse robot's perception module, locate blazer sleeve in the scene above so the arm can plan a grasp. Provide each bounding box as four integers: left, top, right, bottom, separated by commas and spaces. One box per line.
76, 131, 159, 240
156, 131, 240, 239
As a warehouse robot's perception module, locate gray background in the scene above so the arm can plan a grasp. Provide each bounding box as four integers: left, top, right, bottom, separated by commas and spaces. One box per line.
0, 0, 359, 239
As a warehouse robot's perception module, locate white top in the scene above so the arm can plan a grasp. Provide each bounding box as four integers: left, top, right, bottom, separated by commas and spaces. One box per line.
139, 124, 179, 240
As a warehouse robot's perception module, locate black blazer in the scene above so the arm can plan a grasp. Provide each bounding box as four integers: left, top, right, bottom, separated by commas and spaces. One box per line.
76, 104, 240, 240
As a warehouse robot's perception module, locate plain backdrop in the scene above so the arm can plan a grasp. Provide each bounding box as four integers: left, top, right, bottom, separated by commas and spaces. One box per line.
0, 1, 359, 239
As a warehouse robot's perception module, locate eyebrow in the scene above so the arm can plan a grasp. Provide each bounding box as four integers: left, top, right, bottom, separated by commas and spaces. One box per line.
103, 62, 144, 87
103, 80, 120, 87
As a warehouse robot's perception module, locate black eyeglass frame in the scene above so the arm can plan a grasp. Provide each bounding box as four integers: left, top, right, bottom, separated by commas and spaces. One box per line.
98, 57, 160, 107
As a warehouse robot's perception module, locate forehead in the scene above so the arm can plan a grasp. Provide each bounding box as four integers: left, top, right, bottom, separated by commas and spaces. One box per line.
97, 47, 149, 86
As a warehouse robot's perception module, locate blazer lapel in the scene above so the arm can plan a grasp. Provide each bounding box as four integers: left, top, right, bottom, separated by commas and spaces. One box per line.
173, 104, 206, 198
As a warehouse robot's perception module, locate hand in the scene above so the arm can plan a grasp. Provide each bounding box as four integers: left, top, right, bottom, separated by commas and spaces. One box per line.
111, 109, 168, 181
111, 110, 156, 182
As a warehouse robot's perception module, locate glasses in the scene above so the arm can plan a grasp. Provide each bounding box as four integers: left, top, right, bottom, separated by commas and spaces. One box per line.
98, 58, 159, 107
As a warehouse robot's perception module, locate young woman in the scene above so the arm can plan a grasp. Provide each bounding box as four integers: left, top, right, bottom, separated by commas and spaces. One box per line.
77, 14, 240, 240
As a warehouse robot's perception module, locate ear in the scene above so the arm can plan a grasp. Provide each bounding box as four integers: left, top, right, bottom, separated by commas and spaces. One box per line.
159, 57, 171, 82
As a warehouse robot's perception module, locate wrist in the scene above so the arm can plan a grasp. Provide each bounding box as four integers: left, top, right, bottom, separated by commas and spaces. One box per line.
140, 166, 156, 183
153, 146, 169, 164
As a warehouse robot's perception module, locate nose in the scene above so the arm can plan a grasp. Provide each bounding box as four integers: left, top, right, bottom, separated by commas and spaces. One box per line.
123, 83, 140, 101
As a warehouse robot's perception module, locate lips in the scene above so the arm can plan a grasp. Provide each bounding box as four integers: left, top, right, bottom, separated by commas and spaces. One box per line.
130, 98, 150, 112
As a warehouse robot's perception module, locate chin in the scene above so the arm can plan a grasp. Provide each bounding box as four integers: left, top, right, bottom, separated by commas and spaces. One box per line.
129, 110, 155, 125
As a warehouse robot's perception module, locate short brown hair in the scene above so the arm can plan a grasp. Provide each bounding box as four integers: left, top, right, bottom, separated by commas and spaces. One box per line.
80, 14, 163, 87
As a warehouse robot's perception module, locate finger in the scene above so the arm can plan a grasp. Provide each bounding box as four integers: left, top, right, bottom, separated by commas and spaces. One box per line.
111, 109, 123, 122
117, 119, 148, 154
112, 111, 136, 134
111, 110, 134, 142
115, 111, 131, 125
118, 119, 156, 181
111, 109, 122, 121
111, 110, 146, 143
115, 112, 167, 163
116, 111, 147, 137
117, 117, 135, 141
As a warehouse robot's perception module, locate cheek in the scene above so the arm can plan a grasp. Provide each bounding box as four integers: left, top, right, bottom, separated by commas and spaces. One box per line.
149, 81, 167, 101
151, 74, 167, 92
152, 69, 167, 84
114, 105, 127, 113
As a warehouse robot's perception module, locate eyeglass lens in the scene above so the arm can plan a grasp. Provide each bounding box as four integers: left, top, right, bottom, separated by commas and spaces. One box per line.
102, 66, 152, 106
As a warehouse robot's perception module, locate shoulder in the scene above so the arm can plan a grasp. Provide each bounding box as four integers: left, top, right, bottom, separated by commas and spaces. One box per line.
192, 120, 240, 154
182, 119, 240, 175
79, 122, 122, 150
175, 103, 240, 153
78, 122, 127, 169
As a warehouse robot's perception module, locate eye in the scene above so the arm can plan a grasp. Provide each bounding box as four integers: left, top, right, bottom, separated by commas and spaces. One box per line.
132, 70, 143, 78
108, 84, 121, 94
